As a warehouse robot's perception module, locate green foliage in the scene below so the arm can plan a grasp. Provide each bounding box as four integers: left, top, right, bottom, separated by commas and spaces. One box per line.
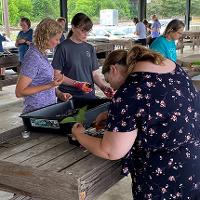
147, 0, 200, 19
68, 0, 133, 22
32, 0, 59, 21
60, 106, 88, 124
1, 0, 200, 26
192, 61, 200, 65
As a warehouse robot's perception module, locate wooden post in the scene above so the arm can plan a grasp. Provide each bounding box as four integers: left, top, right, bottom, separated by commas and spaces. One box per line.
60, 0, 68, 32
185, 0, 191, 31
2, 0, 10, 37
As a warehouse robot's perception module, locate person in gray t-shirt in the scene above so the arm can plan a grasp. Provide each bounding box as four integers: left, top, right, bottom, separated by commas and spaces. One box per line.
52, 13, 114, 101
16, 18, 71, 113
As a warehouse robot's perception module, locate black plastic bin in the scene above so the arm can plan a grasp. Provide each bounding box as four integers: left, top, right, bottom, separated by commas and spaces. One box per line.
20, 97, 110, 134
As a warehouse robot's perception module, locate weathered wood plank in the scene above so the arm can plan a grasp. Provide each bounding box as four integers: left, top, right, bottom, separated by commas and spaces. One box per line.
21, 142, 76, 167
9, 194, 41, 200
0, 134, 56, 160
38, 147, 90, 172
81, 161, 122, 200
4, 136, 67, 163
0, 126, 24, 144
62, 154, 123, 200
0, 161, 78, 200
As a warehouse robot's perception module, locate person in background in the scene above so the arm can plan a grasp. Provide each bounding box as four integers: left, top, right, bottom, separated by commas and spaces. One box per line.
57, 17, 66, 43
133, 17, 146, 46
52, 13, 114, 102
143, 19, 151, 36
150, 19, 185, 62
0, 33, 6, 80
149, 14, 161, 46
72, 45, 200, 199
15, 17, 33, 63
16, 18, 71, 113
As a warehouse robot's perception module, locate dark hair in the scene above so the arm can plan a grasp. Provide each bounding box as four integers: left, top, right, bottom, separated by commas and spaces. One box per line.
127, 45, 165, 73
133, 17, 139, 24
143, 19, 148, 26
20, 17, 31, 28
102, 50, 128, 74
163, 19, 185, 36
67, 13, 93, 38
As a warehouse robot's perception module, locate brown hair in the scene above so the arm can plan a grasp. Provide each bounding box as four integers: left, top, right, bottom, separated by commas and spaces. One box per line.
20, 17, 31, 28
163, 19, 185, 36
34, 18, 63, 53
133, 17, 139, 24
102, 50, 128, 74
57, 17, 66, 23
67, 13, 93, 38
127, 45, 165, 73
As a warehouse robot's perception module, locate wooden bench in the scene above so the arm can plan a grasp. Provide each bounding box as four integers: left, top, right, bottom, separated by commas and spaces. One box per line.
0, 126, 123, 200
0, 54, 19, 90
177, 31, 200, 53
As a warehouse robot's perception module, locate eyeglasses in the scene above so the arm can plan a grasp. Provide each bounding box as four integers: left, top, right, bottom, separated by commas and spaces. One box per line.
76, 27, 91, 34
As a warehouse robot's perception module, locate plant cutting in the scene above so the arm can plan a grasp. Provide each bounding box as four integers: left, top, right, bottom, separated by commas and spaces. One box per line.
60, 106, 88, 124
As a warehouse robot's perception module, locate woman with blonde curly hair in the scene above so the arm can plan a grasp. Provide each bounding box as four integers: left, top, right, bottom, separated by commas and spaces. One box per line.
16, 18, 72, 113
72, 45, 200, 199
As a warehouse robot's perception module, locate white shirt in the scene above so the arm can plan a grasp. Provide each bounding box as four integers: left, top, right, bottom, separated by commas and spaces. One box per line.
135, 22, 146, 39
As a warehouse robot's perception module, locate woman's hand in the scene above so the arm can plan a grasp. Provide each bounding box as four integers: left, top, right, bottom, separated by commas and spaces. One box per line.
72, 123, 85, 139
54, 70, 63, 80
95, 111, 108, 130
102, 86, 115, 99
50, 74, 64, 87
17, 39, 26, 44
57, 92, 72, 102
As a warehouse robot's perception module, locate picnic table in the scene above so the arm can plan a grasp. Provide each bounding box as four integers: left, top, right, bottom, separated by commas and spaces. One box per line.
0, 126, 123, 200
0, 54, 19, 90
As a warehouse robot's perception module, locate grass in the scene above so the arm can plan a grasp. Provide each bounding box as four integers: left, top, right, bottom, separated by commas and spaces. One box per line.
192, 61, 200, 65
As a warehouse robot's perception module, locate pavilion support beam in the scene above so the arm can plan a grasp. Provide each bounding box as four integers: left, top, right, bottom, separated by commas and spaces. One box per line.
2, 0, 10, 37
138, 0, 146, 21
185, 0, 191, 31
60, 0, 68, 31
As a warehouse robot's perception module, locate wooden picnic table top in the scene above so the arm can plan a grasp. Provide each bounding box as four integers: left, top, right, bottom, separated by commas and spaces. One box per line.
0, 54, 19, 69
0, 126, 123, 200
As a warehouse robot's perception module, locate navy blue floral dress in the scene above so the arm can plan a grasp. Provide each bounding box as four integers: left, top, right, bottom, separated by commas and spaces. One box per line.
106, 64, 200, 200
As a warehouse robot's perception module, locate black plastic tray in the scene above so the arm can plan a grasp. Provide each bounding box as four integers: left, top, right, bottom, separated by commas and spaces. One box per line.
20, 97, 110, 134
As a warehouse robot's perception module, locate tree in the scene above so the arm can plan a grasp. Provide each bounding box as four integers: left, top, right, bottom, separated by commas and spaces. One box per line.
68, 0, 134, 22
147, 0, 200, 19
32, 0, 59, 21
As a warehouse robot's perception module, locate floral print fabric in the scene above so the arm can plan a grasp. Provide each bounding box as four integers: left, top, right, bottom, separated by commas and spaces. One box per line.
106, 64, 200, 199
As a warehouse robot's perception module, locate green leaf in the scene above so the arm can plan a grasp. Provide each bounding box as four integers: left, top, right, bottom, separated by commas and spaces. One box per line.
60, 116, 77, 124
60, 106, 88, 124
75, 106, 88, 123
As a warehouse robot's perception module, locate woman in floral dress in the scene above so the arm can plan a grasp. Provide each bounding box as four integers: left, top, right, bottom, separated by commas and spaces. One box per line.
72, 45, 200, 199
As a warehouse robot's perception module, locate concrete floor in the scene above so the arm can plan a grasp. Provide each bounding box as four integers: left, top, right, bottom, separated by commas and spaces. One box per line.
0, 46, 199, 200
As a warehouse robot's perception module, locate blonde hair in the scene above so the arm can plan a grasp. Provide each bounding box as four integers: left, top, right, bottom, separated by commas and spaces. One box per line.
127, 45, 165, 73
34, 18, 63, 53
57, 17, 66, 23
